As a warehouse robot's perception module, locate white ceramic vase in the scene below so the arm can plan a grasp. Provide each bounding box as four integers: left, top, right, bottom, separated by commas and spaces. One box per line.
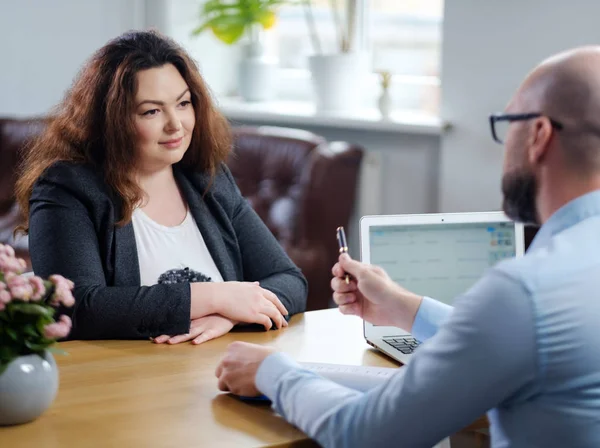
308, 52, 369, 114
238, 39, 277, 102
378, 89, 392, 120
0, 351, 58, 425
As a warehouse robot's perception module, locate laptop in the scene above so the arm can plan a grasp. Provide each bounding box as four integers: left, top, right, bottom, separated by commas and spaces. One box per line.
360, 211, 525, 364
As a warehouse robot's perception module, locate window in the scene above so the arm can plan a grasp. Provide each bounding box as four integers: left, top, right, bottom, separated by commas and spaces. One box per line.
369, 0, 443, 78
274, 0, 443, 75
273, 0, 347, 70
269, 0, 444, 113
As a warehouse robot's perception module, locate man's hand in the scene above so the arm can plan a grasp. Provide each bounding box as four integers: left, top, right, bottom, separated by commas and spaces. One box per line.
153, 314, 236, 345
215, 341, 276, 397
331, 253, 423, 331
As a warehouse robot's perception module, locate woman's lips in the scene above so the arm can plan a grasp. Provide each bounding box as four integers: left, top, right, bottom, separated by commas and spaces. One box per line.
160, 137, 183, 149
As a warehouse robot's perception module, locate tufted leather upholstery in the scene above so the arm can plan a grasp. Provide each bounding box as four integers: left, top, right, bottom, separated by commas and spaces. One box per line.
230, 126, 364, 309
0, 118, 48, 264
0, 118, 364, 310
0, 118, 47, 215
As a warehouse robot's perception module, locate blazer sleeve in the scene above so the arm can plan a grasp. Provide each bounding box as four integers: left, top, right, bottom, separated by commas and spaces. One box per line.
222, 165, 308, 315
28, 164, 191, 340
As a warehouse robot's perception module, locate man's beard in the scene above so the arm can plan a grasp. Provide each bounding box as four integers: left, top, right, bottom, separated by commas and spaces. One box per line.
501, 169, 540, 225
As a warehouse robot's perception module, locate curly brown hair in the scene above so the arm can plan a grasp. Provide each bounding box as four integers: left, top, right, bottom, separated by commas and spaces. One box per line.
15, 30, 231, 231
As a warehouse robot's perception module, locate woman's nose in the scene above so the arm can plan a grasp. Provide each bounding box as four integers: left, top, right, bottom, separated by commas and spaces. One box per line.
164, 112, 182, 133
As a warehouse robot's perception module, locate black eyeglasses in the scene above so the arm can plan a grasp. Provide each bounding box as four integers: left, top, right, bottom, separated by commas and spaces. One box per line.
489, 113, 564, 144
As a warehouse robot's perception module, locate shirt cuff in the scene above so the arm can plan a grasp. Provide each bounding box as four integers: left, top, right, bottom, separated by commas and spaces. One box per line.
256, 352, 301, 399
411, 296, 453, 342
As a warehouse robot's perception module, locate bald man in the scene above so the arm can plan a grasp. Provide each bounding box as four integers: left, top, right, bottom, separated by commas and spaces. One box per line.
216, 47, 600, 447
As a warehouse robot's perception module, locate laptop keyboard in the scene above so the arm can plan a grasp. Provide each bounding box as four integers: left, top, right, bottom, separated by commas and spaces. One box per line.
383, 337, 420, 354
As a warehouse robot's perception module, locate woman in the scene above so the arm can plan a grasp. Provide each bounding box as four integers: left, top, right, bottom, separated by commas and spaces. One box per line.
15, 30, 307, 344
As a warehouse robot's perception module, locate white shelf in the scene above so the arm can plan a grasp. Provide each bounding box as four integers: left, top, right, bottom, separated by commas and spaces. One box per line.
217, 97, 448, 136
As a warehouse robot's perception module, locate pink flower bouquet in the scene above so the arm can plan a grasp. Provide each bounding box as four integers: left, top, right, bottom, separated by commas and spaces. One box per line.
0, 244, 75, 374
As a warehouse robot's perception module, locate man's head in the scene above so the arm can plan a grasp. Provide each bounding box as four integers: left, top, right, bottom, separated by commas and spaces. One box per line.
498, 47, 600, 225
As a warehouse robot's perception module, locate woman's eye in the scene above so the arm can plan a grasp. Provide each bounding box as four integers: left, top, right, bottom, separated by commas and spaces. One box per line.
142, 109, 159, 116
179, 100, 191, 107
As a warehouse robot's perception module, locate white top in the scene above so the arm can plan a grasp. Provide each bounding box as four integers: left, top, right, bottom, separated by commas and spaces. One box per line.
131, 208, 224, 286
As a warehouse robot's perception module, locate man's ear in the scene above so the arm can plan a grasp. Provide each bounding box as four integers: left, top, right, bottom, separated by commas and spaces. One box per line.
527, 117, 553, 165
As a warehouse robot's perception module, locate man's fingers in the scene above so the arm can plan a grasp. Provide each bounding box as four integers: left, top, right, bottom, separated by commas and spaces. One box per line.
339, 302, 361, 316
332, 263, 356, 287
331, 276, 357, 293
217, 374, 230, 392
261, 288, 289, 316
332, 262, 345, 278
338, 253, 364, 277
215, 361, 224, 378
333, 292, 356, 306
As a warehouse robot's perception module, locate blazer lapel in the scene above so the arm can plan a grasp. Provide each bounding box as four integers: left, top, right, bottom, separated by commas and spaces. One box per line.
174, 168, 238, 282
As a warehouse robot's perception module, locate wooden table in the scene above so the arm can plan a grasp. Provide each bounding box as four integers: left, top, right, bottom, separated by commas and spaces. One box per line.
0, 309, 406, 447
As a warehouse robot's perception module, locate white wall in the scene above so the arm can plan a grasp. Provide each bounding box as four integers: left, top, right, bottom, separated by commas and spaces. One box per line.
146, 0, 241, 98
0, 0, 237, 116
0, 0, 144, 116
439, 0, 600, 212
4, 0, 600, 220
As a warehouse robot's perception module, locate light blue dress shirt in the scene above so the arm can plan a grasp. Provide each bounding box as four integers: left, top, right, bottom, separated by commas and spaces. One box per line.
255, 190, 600, 448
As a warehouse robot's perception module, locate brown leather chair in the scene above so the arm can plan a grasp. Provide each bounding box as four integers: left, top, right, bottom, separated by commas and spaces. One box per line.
0, 118, 46, 217
0, 118, 47, 264
0, 118, 364, 310
230, 126, 364, 310
524, 225, 538, 250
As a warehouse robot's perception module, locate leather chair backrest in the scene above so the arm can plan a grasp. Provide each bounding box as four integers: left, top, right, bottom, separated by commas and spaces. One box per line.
0, 118, 47, 214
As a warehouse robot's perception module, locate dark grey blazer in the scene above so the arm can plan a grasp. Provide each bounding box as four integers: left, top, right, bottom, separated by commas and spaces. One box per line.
29, 161, 307, 340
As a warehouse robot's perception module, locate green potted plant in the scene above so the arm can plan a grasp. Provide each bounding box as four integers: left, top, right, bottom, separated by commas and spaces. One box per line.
0, 243, 75, 426
192, 0, 291, 102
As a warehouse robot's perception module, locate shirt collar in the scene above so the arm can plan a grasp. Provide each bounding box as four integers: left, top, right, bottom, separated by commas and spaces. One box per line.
528, 189, 600, 251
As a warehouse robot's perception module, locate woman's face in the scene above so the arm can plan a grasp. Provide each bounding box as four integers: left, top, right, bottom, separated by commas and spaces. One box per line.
133, 64, 196, 173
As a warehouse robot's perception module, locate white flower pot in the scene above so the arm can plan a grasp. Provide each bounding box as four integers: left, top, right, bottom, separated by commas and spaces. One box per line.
0, 351, 58, 425
238, 41, 277, 102
308, 53, 369, 114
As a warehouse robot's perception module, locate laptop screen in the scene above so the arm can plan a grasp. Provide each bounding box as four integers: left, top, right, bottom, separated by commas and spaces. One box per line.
369, 221, 517, 305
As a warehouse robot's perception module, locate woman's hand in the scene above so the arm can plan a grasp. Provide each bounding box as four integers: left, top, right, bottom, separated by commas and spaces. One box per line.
153, 314, 236, 345
192, 281, 289, 330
